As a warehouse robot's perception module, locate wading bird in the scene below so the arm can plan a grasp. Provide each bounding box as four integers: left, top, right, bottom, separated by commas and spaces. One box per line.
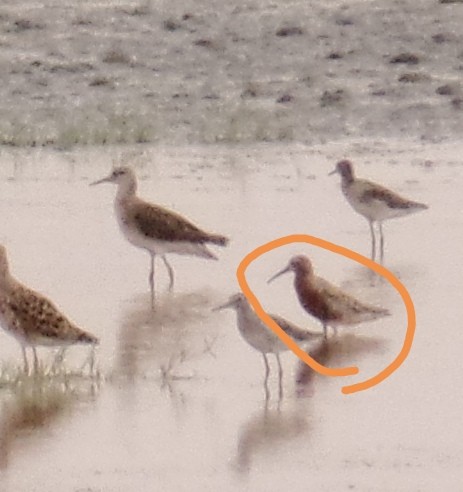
329, 159, 428, 262
214, 292, 322, 398
268, 255, 390, 338
91, 167, 228, 309
0, 245, 98, 374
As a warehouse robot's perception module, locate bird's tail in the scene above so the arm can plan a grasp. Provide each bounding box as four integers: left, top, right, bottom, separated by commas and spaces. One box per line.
207, 233, 229, 247
77, 330, 99, 345
378, 307, 391, 316
362, 306, 391, 322
414, 202, 429, 211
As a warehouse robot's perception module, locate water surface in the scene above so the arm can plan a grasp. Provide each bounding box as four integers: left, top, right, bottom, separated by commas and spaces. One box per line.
0, 141, 460, 491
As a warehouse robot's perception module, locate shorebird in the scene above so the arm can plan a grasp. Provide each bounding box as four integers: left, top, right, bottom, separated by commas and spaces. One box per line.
329, 159, 428, 262
90, 167, 228, 309
0, 245, 98, 374
213, 292, 322, 396
268, 255, 390, 339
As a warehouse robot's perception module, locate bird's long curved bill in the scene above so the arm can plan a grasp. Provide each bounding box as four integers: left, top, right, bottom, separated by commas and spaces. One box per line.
212, 299, 234, 312
267, 265, 291, 284
328, 168, 337, 176
89, 176, 111, 186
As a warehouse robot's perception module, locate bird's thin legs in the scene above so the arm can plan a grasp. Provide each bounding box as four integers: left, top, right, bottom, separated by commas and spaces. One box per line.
162, 255, 175, 292
21, 346, 29, 374
263, 353, 270, 383
379, 222, 385, 264
276, 353, 283, 401
50, 348, 67, 374
32, 347, 39, 373
262, 353, 270, 401
369, 220, 376, 261
323, 323, 328, 340
87, 345, 96, 376
149, 253, 156, 310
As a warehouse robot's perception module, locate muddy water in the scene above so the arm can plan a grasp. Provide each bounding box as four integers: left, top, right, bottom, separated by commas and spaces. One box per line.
0, 141, 461, 491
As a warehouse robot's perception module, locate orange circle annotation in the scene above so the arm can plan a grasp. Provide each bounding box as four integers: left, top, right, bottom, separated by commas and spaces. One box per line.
236, 234, 416, 395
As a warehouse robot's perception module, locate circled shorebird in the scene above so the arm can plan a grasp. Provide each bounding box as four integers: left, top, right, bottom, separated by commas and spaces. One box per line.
90, 167, 229, 310
329, 159, 428, 262
213, 292, 323, 397
268, 255, 390, 339
0, 245, 98, 374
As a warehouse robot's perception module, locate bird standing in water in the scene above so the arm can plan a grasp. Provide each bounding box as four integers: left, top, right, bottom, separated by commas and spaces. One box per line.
214, 292, 322, 398
91, 167, 228, 310
329, 159, 428, 262
0, 245, 98, 374
268, 255, 390, 339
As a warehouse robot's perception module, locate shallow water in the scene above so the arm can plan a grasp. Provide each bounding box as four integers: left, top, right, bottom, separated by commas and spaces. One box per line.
0, 140, 461, 491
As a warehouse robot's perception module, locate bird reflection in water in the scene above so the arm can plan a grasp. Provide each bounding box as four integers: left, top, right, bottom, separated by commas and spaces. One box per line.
0, 376, 98, 469
116, 290, 220, 388
296, 334, 387, 397
233, 398, 310, 474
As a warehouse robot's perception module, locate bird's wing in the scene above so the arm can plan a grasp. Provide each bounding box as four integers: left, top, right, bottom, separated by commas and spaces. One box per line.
356, 180, 420, 210
131, 201, 214, 244
2, 286, 91, 344
315, 277, 388, 320
270, 314, 321, 342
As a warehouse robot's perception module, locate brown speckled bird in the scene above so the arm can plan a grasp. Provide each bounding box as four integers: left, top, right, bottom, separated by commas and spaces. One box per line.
91, 167, 228, 310
268, 255, 390, 339
0, 245, 98, 373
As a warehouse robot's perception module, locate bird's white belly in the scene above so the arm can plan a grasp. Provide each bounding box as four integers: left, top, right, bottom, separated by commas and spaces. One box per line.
237, 312, 286, 354
240, 325, 282, 353
348, 195, 389, 221
0, 305, 24, 342
345, 192, 408, 222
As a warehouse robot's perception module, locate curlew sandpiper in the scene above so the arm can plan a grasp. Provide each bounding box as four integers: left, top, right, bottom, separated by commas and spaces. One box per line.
268, 255, 390, 339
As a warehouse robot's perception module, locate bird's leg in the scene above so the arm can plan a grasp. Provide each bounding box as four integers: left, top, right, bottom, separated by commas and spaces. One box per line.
379, 222, 385, 264
262, 353, 270, 401
32, 347, 39, 373
264, 383, 270, 403
276, 353, 283, 401
88, 345, 96, 376
263, 353, 270, 382
50, 348, 67, 375
149, 253, 156, 310
21, 345, 29, 375
323, 323, 328, 340
161, 255, 175, 292
369, 220, 376, 261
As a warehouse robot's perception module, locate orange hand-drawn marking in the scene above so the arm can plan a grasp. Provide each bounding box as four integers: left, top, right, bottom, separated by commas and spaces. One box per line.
236, 234, 416, 395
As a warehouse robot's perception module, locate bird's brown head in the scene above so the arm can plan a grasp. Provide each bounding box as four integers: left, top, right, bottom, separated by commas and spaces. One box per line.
90, 166, 136, 187
329, 159, 354, 182
268, 254, 313, 283
288, 255, 313, 275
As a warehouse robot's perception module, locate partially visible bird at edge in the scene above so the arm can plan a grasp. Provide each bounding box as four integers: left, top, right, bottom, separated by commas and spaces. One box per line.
0, 245, 98, 374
